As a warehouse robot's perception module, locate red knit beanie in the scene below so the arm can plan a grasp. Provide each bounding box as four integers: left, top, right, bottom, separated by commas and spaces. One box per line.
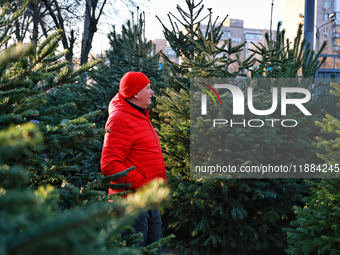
119, 71, 150, 99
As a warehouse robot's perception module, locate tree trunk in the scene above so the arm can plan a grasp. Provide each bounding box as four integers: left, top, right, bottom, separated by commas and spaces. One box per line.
81, 0, 94, 65
14, 19, 23, 43
80, 0, 107, 66
68, 29, 76, 63
30, 2, 39, 49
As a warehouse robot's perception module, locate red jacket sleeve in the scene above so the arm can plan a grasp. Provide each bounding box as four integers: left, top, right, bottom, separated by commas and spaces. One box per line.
100, 117, 147, 190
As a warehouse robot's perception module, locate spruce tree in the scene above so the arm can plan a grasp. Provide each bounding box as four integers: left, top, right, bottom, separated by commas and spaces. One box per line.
286, 82, 340, 255
248, 22, 326, 79
0, 5, 102, 188
91, 6, 162, 87
0, 2, 171, 254
154, 1, 323, 254
156, 0, 227, 61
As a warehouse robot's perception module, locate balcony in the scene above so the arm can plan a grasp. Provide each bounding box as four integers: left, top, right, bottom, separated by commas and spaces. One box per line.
333, 45, 340, 51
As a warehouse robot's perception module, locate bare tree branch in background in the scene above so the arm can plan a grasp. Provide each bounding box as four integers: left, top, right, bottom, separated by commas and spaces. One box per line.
8, 0, 150, 65
9, 0, 82, 61
80, 0, 107, 65
12, 2, 31, 43
41, 0, 80, 62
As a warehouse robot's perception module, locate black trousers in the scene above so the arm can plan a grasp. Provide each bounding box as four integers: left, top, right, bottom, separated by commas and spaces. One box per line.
122, 209, 162, 250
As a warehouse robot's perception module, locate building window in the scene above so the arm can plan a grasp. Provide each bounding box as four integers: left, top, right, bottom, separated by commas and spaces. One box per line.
334, 38, 340, 45
334, 26, 340, 36
221, 31, 230, 40
167, 49, 176, 56
324, 1, 330, 9
323, 27, 329, 36
245, 51, 249, 58
245, 33, 263, 40
231, 38, 242, 43
324, 13, 329, 20
336, 13, 340, 25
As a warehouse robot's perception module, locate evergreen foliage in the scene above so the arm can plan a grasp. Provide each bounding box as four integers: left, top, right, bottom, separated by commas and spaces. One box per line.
35, 83, 105, 189
106, 7, 159, 75
0, 3, 103, 188
156, 0, 227, 61
0, 2, 171, 254
315, 83, 340, 164
286, 82, 340, 255
154, 0, 253, 176
248, 22, 327, 78
92, 7, 162, 85
154, 1, 324, 254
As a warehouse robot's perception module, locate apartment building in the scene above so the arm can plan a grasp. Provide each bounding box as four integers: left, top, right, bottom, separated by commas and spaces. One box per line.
152, 18, 274, 73
285, 0, 340, 69
151, 38, 179, 64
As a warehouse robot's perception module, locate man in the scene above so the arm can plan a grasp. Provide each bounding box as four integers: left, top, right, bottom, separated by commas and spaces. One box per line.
100, 71, 167, 248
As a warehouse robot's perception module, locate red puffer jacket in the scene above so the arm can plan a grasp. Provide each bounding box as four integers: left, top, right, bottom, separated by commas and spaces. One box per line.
100, 92, 167, 195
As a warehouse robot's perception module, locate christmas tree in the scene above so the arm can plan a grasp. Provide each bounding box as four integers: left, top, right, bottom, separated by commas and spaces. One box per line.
0, 2, 170, 254
0, 1, 102, 189
154, 1, 324, 254
248, 22, 326, 78
156, 0, 227, 61
286, 82, 340, 255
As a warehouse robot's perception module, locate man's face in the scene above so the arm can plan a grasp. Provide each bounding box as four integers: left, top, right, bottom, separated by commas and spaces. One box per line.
135, 83, 154, 109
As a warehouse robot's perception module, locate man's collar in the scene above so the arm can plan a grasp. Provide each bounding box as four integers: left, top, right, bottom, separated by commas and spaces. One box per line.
125, 99, 146, 115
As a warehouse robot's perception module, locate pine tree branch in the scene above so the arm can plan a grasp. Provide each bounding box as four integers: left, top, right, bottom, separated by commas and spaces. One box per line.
68, 185, 82, 206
